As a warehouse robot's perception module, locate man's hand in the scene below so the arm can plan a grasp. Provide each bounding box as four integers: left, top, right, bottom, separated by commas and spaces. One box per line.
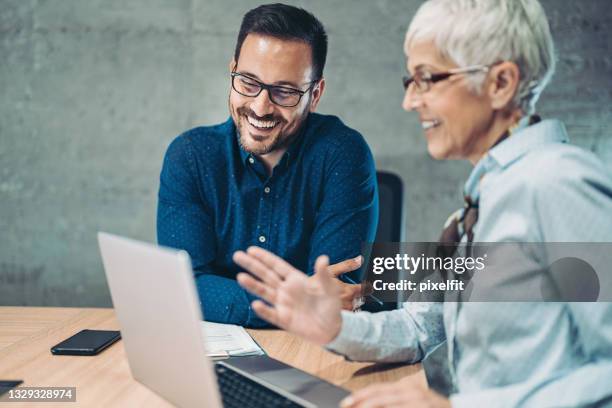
234, 246, 343, 345
340, 379, 451, 408
328, 256, 364, 310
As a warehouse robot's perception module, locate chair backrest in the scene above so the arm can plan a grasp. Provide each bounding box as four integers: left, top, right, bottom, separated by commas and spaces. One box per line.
361, 171, 405, 313
375, 171, 405, 242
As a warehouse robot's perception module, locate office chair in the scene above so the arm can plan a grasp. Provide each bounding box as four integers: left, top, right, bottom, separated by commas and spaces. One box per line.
361, 170, 405, 313
365, 172, 453, 396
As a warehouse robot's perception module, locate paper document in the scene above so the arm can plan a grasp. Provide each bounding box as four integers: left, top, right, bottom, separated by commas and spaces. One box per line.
201, 321, 264, 357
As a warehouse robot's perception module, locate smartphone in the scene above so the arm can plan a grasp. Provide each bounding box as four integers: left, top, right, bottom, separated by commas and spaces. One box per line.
50, 329, 121, 356
0, 380, 23, 397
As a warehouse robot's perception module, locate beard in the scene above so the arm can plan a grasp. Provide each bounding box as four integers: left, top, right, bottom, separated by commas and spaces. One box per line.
231, 102, 309, 156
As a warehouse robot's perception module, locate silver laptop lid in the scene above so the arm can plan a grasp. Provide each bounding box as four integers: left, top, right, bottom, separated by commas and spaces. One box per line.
98, 232, 222, 408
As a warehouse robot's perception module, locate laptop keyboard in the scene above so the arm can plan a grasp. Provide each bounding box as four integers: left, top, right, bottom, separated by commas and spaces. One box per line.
215, 364, 304, 408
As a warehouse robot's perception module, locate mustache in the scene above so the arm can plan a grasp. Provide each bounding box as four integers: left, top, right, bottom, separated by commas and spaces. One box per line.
236, 107, 281, 123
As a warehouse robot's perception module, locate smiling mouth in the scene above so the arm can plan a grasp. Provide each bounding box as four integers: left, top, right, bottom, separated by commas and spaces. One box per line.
246, 115, 280, 131
421, 120, 441, 131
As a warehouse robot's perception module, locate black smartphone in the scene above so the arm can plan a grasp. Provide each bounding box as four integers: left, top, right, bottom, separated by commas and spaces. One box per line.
0, 380, 23, 397
50, 329, 121, 356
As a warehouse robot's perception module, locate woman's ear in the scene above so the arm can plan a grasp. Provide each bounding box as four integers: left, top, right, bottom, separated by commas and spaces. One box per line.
488, 61, 520, 110
229, 59, 236, 72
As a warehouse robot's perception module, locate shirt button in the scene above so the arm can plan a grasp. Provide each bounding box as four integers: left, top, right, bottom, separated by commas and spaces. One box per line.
248, 157, 255, 164
264, 186, 271, 194
258, 235, 266, 243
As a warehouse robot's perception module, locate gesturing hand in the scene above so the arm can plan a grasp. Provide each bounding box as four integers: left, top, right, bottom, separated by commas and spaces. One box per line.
327, 256, 364, 311
233, 246, 343, 345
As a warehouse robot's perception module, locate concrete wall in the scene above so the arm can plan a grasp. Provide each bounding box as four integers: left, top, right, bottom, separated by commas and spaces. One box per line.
1, 0, 611, 307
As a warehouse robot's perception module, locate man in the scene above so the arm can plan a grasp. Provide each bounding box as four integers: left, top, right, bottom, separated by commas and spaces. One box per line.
157, 4, 378, 327
234, 0, 612, 406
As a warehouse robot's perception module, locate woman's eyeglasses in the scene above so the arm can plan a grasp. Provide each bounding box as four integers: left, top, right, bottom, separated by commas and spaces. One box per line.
402, 64, 490, 93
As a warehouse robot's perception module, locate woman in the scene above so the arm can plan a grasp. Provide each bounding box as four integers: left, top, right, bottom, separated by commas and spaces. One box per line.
233, 0, 612, 406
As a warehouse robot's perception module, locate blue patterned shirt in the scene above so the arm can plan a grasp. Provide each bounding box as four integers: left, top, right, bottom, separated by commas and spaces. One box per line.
157, 113, 378, 327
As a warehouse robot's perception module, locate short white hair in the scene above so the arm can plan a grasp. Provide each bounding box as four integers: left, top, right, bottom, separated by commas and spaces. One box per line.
405, 0, 556, 114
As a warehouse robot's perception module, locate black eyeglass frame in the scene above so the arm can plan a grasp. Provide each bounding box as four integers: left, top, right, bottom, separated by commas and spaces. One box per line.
230, 71, 320, 107
402, 64, 491, 93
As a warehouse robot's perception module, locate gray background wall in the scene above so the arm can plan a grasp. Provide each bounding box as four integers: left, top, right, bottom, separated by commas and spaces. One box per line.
1, 0, 611, 307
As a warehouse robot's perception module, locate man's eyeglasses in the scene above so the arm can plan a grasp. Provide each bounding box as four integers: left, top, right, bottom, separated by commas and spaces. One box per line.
231, 72, 319, 107
402, 64, 490, 94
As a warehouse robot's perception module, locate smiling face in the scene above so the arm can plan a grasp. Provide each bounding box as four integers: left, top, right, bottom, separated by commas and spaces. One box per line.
229, 34, 324, 157
402, 41, 498, 163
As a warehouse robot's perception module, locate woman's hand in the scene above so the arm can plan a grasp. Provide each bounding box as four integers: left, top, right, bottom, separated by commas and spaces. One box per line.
234, 247, 344, 345
340, 379, 451, 408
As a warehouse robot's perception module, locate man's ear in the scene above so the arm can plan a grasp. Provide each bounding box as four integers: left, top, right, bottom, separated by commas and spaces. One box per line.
309, 78, 326, 112
487, 61, 520, 111
229, 59, 236, 72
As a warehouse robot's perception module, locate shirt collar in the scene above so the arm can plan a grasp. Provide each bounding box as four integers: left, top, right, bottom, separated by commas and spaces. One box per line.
488, 119, 569, 169
238, 141, 251, 164
464, 119, 569, 202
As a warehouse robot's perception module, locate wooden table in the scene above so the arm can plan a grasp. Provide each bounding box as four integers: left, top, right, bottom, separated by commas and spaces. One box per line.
0, 307, 424, 407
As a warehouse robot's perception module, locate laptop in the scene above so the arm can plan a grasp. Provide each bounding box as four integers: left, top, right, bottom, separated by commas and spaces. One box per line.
97, 232, 349, 408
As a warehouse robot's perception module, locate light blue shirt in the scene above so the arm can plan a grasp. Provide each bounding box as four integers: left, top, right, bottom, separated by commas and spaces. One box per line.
327, 119, 612, 407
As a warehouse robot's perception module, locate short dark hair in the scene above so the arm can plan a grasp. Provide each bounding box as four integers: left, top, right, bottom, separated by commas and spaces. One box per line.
234, 3, 328, 81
